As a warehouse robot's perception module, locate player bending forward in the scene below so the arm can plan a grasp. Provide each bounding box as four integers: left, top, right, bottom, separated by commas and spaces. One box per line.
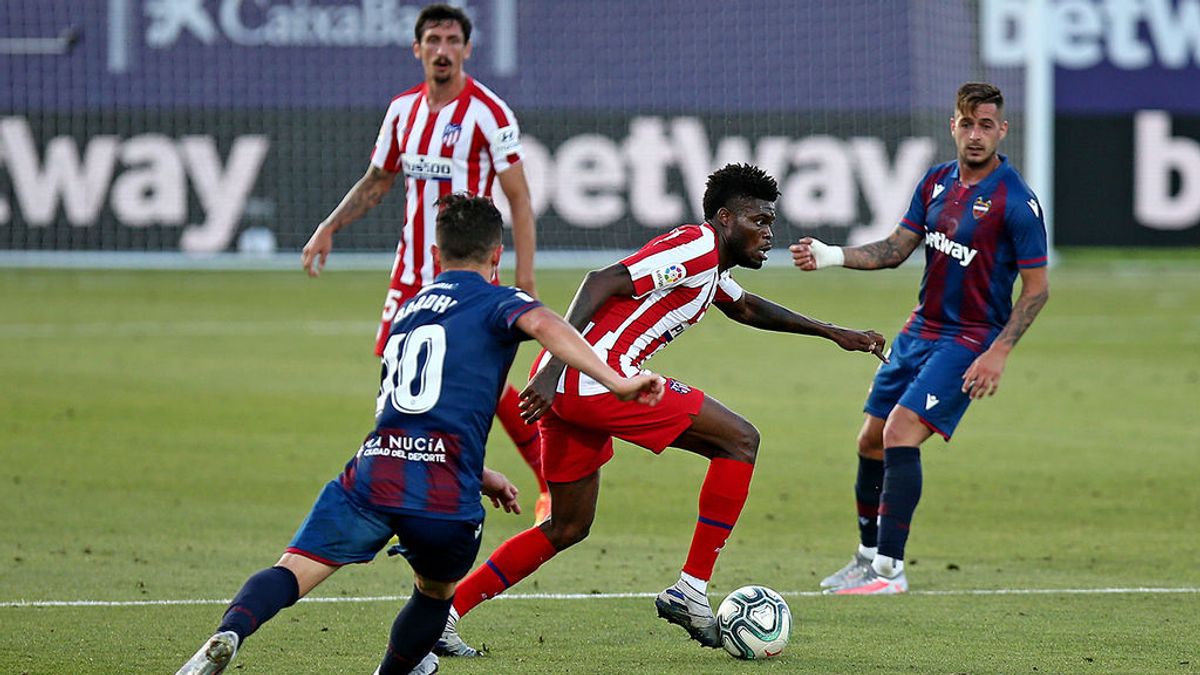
435, 164, 888, 656
791, 82, 1050, 594
177, 194, 663, 675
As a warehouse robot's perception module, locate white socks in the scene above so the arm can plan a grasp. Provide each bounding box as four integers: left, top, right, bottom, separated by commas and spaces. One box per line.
872, 554, 904, 578
680, 572, 708, 595
857, 544, 878, 560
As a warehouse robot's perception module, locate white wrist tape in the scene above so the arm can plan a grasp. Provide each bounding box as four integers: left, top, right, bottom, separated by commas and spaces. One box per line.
810, 239, 845, 269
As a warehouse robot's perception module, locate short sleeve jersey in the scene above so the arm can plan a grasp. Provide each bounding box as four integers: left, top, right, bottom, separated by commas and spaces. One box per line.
897, 155, 1048, 351
339, 271, 541, 521
371, 77, 524, 288
559, 222, 745, 396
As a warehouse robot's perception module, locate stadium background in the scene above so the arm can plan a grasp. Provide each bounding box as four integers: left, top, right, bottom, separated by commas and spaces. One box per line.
3, 2, 1200, 673
6, 1, 1200, 257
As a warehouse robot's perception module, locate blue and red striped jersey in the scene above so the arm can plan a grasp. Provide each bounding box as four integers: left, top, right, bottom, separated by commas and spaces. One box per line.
897, 155, 1048, 351
339, 270, 541, 521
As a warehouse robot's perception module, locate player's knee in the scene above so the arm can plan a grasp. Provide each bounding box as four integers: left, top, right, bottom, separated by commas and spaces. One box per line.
725, 419, 760, 464
544, 520, 590, 549
856, 429, 883, 458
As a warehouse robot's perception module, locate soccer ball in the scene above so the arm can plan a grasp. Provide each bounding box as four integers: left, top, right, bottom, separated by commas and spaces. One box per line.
716, 585, 791, 659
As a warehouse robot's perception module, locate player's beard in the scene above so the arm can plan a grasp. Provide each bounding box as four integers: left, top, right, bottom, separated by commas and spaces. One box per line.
960, 147, 996, 171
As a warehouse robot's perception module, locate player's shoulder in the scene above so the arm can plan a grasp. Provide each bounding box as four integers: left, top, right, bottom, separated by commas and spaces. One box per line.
467, 78, 517, 119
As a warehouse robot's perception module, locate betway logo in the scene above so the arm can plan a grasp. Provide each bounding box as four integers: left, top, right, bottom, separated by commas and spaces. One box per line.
984, 0, 1200, 69
142, 0, 428, 48
493, 116, 935, 244
0, 117, 268, 253
925, 231, 979, 267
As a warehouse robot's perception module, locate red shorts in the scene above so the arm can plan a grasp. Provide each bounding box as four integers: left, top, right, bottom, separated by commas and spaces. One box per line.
539, 378, 705, 483
374, 279, 421, 357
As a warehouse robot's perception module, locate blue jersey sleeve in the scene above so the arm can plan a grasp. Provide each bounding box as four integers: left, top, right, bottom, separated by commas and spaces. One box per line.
1007, 192, 1049, 268
488, 287, 543, 341
898, 167, 935, 235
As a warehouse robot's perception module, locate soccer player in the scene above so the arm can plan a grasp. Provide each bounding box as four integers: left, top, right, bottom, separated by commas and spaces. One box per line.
299, 4, 552, 522
177, 194, 664, 675
435, 164, 888, 656
790, 82, 1051, 594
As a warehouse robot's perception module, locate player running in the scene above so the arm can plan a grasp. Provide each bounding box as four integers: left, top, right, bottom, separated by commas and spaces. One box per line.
790, 82, 1050, 594
435, 164, 888, 655
299, 4, 552, 523
177, 194, 664, 675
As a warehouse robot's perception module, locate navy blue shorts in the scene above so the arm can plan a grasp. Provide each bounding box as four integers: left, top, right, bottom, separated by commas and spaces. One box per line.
863, 332, 980, 440
286, 480, 483, 582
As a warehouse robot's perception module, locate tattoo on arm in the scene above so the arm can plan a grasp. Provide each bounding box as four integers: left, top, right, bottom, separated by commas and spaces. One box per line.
842, 230, 918, 270
327, 167, 395, 233
995, 286, 1049, 349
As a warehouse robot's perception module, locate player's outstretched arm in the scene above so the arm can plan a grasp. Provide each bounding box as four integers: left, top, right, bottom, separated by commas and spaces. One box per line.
497, 164, 538, 298
516, 305, 664, 419
301, 165, 399, 277
481, 467, 521, 514
789, 226, 922, 271
962, 266, 1050, 399
518, 264, 638, 420
716, 293, 889, 363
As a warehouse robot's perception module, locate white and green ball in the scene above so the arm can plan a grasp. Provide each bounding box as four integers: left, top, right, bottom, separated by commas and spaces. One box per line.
716, 585, 792, 659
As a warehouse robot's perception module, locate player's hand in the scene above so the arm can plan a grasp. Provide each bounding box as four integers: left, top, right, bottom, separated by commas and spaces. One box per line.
612, 371, 665, 405
789, 237, 844, 271
301, 225, 334, 277
519, 364, 562, 423
481, 467, 521, 514
833, 328, 889, 363
961, 346, 1006, 399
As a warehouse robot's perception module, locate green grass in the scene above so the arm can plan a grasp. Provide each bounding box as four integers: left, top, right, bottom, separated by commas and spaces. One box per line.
2, 262, 1199, 673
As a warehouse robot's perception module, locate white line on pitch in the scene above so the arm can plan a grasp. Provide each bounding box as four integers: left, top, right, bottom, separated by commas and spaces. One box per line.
4, 587, 1199, 608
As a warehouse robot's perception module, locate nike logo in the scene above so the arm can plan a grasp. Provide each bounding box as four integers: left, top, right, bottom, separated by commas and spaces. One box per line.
932, 184, 945, 199
1027, 198, 1040, 217
925, 393, 939, 410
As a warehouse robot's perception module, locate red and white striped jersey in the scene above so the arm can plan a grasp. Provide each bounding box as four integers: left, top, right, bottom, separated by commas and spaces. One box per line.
558, 222, 745, 396
371, 76, 523, 288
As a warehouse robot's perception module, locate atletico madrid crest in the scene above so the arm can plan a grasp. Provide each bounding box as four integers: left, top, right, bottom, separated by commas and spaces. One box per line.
442, 123, 462, 147
972, 196, 992, 219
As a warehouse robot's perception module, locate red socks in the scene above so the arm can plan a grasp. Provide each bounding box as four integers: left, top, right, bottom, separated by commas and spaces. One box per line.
682, 458, 754, 581
496, 385, 549, 493
452, 527, 557, 617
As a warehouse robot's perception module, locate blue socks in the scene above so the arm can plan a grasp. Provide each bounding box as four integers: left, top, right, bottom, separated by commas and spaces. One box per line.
217, 566, 300, 643
855, 455, 885, 548
378, 587, 454, 675
877, 446, 922, 561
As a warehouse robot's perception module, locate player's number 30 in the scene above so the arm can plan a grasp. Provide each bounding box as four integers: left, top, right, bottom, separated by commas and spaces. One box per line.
377, 325, 447, 414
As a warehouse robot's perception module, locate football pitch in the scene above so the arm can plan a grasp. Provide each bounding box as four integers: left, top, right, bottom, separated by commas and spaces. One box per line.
2, 255, 1198, 673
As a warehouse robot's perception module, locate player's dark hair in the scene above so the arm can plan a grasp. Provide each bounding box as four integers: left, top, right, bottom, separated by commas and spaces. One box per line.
435, 193, 502, 264
702, 163, 780, 220
415, 4, 472, 43
956, 82, 1004, 116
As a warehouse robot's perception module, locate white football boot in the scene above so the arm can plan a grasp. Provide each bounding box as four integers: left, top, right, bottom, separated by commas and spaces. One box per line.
654, 579, 721, 648
176, 630, 239, 675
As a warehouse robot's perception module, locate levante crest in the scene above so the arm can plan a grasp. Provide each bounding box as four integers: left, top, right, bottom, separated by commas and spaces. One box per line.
972, 196, 992, 219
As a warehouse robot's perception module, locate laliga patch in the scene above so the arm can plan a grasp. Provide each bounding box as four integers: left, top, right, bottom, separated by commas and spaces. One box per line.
491, 125, 522, 156
401, 153, 453, 181
651, 263, 687, 289
972, 196, 992, 219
